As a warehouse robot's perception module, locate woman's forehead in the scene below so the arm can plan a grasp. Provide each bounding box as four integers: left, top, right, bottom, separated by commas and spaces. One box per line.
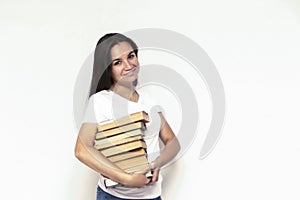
111, 42, 134, 59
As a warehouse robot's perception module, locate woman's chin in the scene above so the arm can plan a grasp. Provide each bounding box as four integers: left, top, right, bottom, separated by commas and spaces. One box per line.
121, 74, 138, 82
116, 77, 138, 87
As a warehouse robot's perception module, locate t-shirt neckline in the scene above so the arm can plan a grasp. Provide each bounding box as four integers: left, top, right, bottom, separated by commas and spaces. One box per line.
106, 89, 141, 104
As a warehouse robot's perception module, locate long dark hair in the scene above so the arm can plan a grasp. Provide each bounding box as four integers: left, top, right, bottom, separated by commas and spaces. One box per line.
89, 33, 139, 97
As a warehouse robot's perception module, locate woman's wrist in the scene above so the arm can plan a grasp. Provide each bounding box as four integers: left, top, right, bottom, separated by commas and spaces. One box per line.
116, 171, 131, 185
150, 160, 161, 170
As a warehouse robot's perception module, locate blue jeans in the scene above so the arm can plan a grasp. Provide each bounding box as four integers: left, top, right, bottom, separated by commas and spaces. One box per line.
96, 186, 162, 200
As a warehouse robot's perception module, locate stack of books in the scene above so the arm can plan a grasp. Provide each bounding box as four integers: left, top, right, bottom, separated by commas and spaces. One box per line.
94, 111, 152, 187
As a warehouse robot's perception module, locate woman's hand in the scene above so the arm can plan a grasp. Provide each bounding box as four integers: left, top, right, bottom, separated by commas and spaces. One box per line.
122, 172, 151, 188
147, 161, 160, 185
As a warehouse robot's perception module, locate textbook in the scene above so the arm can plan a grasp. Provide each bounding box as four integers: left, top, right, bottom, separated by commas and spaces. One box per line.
108, 148, 146, 163
95, 111, 152, 188
97, 111, 149, 132
95, 135, 143, 150
114, 154, 149, 170
95, 126, 145, 145
125, 163, 150, 174
99, 140, 147, 157
95, 121, 146, 140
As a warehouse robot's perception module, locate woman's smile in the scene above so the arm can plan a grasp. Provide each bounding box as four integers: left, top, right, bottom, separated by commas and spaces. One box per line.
123, 67, 138, 77
110, 41, 140, 84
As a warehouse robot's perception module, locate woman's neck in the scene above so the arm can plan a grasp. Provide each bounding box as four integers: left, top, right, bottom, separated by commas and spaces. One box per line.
110, 84, 139, 102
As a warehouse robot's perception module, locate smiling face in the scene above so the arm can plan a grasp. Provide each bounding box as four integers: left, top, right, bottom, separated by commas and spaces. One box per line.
110, 41, 140, 87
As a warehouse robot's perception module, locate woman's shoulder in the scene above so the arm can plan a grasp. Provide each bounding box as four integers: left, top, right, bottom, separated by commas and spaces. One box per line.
90, 90, 112, 99
88, 90, 113, 105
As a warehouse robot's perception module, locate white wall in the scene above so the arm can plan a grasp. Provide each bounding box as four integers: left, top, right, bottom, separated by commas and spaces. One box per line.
1, 0, 300, 199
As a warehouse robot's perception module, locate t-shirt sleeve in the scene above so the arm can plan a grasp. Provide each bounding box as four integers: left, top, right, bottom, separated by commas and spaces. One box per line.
82, 95, 97, 123
140, 91, 164, 113
82, 95, 107, 123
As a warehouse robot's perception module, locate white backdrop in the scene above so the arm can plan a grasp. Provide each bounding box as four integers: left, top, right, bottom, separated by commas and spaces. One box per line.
1, 0, 300, 199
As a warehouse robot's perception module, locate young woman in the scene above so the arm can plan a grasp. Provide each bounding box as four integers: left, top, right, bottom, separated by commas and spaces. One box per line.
74, 33, 180, 200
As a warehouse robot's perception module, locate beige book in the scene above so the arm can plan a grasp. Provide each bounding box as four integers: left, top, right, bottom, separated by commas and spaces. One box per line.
124, 163, 150, 174
108, 148, 147, 163
114, 155, 149, 170
97, 111, 149, 132
94, 128, 145, 147
95, 121, 145, 140
100, 140, 147, 157
95, 135, 143, 150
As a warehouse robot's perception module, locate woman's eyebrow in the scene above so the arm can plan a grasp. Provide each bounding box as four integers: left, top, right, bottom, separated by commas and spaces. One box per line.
112, 58, 121, 62
112, 50, 135, 62
128, 50, 135, 55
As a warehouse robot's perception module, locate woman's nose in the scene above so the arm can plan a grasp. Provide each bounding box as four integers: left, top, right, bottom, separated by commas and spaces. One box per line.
123, 60, 132, 70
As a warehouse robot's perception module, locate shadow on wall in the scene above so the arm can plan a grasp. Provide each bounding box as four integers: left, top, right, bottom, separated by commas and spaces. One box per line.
69, 161, 99, 200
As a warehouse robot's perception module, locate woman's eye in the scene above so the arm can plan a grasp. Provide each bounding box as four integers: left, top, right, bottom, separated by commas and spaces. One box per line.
128, 53, 135, 59
113, 60, 121, 66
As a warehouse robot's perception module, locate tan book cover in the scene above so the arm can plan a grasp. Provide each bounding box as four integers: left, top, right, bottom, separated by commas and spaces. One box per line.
94, 128, 145, 146
97, 111, 149, 132
114, 155, 149, 170
100, 140, 147, 157
95, 121, 145, 140
95, 135, 143, 150
108, 148, 147, 163
124, 163, 150, 174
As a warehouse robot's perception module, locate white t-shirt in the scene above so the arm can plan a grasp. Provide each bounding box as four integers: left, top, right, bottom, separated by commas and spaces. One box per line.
82, 89, 163, 199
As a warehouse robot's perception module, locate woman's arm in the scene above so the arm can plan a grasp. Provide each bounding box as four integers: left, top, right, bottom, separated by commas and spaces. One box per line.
74, 123, 150, 187
148, 112, 181, 184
